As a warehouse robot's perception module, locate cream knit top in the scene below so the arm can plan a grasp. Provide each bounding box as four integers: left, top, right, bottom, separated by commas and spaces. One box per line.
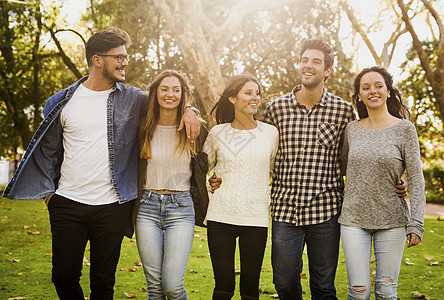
203, 121, 279, 227
144, 125, 192, 191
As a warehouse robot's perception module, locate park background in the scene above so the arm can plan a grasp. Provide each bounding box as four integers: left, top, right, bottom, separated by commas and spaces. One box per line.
1, 0, 443, 299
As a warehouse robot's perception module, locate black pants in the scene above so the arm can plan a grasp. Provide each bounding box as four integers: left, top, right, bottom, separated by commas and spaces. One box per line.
207, 221, 268, 300
48, 194, 133, 300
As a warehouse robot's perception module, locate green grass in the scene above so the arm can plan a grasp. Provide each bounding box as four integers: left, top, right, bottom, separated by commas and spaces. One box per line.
1, 198, 443, 299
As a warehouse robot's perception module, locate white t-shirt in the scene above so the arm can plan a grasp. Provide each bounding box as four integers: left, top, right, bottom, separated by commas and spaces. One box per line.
56, 84, 119, 205
203, 121, 279, 227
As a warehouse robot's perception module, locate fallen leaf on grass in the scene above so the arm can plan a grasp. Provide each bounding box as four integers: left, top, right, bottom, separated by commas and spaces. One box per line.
9, 258, 20, 263
23, 225, 31, 229
300, 273, 307, 279
200, 237, 207, 241
405, 258, 415, 265
124, 292, 137, 298
437, 216, 444, 221
45, 253, 53, 258
271, 294, 279, 298
28, 231, 40, 235
425, 257, 434, 260
8, 297, 24, 300
341, 259, 345, 263
235, 269, 240, 275
141, 287, 147, 291
411, 291, 431, 299
124, 267, 137, 272
83, 256, 90, 266
189, 269, 198, 274
195, 229, 202, 233
134, 260, 142, 267
427, 261, 438, 266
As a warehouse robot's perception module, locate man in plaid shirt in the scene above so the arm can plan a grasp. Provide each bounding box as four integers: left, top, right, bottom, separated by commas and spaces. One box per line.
261, 38, 353, 299
209, 39, 407, 299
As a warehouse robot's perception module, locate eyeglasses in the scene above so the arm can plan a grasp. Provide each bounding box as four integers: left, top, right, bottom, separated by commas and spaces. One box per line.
97, 54, 130, 63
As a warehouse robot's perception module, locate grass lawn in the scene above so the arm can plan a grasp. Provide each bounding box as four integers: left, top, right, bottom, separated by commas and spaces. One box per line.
1, 198, 443, 299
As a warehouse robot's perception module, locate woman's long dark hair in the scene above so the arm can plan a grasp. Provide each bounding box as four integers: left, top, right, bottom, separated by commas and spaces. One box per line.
210, 74, 261, 124
352, 66, 410, 120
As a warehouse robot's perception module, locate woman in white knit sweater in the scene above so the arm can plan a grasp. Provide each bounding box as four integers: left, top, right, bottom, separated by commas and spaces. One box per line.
203, 75, 279, 299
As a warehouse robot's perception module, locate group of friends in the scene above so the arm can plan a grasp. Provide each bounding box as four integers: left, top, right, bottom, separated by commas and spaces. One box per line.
4, 27, 425, 300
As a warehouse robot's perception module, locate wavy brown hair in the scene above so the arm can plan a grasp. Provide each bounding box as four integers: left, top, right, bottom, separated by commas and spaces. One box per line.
210, 74, 261, 124
139, 70, 195, 159
352, 66, 410, 120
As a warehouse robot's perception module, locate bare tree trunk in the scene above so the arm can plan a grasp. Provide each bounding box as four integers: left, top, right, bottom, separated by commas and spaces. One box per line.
32, 3, 42, 130
397, 0, 444, 122
152, 0, 295, 123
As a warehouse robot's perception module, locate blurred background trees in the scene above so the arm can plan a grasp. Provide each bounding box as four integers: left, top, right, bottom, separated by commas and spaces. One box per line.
1, 0, 442, 200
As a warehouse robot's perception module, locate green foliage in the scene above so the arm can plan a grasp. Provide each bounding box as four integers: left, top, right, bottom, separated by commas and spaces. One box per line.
0, 1, 78, 158
84, 0, 356, 104
399, 40, 444, 163
1, 198, 443, 299
423, 162, 444, 203
83, 0, 188, 89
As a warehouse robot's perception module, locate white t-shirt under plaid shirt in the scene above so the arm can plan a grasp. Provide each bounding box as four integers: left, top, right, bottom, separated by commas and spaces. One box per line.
262, 85, 355, 226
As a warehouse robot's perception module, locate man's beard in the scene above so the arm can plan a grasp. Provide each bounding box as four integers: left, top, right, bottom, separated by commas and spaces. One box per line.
102, 61, 125, 83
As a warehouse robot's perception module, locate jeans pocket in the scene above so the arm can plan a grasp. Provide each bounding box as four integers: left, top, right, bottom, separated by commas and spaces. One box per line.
174, 195, 194, 208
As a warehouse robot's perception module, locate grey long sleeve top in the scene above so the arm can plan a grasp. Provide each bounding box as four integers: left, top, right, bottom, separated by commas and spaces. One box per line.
338, 119, 426, 239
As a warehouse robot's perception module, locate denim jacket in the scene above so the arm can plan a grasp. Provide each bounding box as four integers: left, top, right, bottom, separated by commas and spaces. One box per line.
3, 76, 146, 204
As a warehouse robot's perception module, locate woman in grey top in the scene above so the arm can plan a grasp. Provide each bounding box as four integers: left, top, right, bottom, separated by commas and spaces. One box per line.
339, 66, 425, 300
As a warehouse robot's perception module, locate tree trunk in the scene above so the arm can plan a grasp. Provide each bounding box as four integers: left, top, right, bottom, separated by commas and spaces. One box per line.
397, 0, 444, 122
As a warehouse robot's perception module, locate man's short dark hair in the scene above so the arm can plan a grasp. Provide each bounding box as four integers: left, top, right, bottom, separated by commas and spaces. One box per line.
300, 38, 334, 70
85, 27, 131, 66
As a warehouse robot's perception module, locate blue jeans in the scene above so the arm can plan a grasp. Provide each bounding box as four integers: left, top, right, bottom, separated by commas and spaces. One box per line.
341, 225, 406, 300
272, 214, 340, 300
135, 190, 195, 300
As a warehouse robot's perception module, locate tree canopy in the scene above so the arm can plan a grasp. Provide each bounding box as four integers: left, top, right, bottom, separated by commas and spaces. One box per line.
0, 0, 442, 164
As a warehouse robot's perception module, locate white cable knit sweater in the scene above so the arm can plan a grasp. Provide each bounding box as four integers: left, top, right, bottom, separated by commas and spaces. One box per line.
203, 121, 279, 227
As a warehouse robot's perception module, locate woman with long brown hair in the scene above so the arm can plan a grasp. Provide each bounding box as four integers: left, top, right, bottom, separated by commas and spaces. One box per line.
339, 66, 425, 299
203, 74, 279, 299
135, 69, 208, 300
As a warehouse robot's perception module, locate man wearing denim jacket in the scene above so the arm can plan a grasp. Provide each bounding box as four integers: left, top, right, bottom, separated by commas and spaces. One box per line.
3, 27, 199, 299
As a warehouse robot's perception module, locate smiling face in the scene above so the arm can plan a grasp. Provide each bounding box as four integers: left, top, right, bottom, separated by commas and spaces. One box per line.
299, 49, 331, 89
359, 71, 390, 111
229, 81, 260, 117
156, 76, 182, 112
101, 45, 128, 83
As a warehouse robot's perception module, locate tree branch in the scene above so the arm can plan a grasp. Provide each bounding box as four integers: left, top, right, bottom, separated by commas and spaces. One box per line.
47, 25, 83, 79
54, 28, 87, 47
214, 0, 294, 58
339, 0, 382, 65
396, 0, 436, 87
421, 0, 443, 42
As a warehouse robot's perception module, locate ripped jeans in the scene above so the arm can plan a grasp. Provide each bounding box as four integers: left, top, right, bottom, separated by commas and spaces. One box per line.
341, 225, 406, 300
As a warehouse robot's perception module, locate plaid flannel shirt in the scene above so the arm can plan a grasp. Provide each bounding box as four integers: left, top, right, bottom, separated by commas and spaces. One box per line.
262, 85, 355, 226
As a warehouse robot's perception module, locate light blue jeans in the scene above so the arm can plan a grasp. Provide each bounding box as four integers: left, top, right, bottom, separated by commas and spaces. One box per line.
341, 225, 406, 300
136, 190, 195, 300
